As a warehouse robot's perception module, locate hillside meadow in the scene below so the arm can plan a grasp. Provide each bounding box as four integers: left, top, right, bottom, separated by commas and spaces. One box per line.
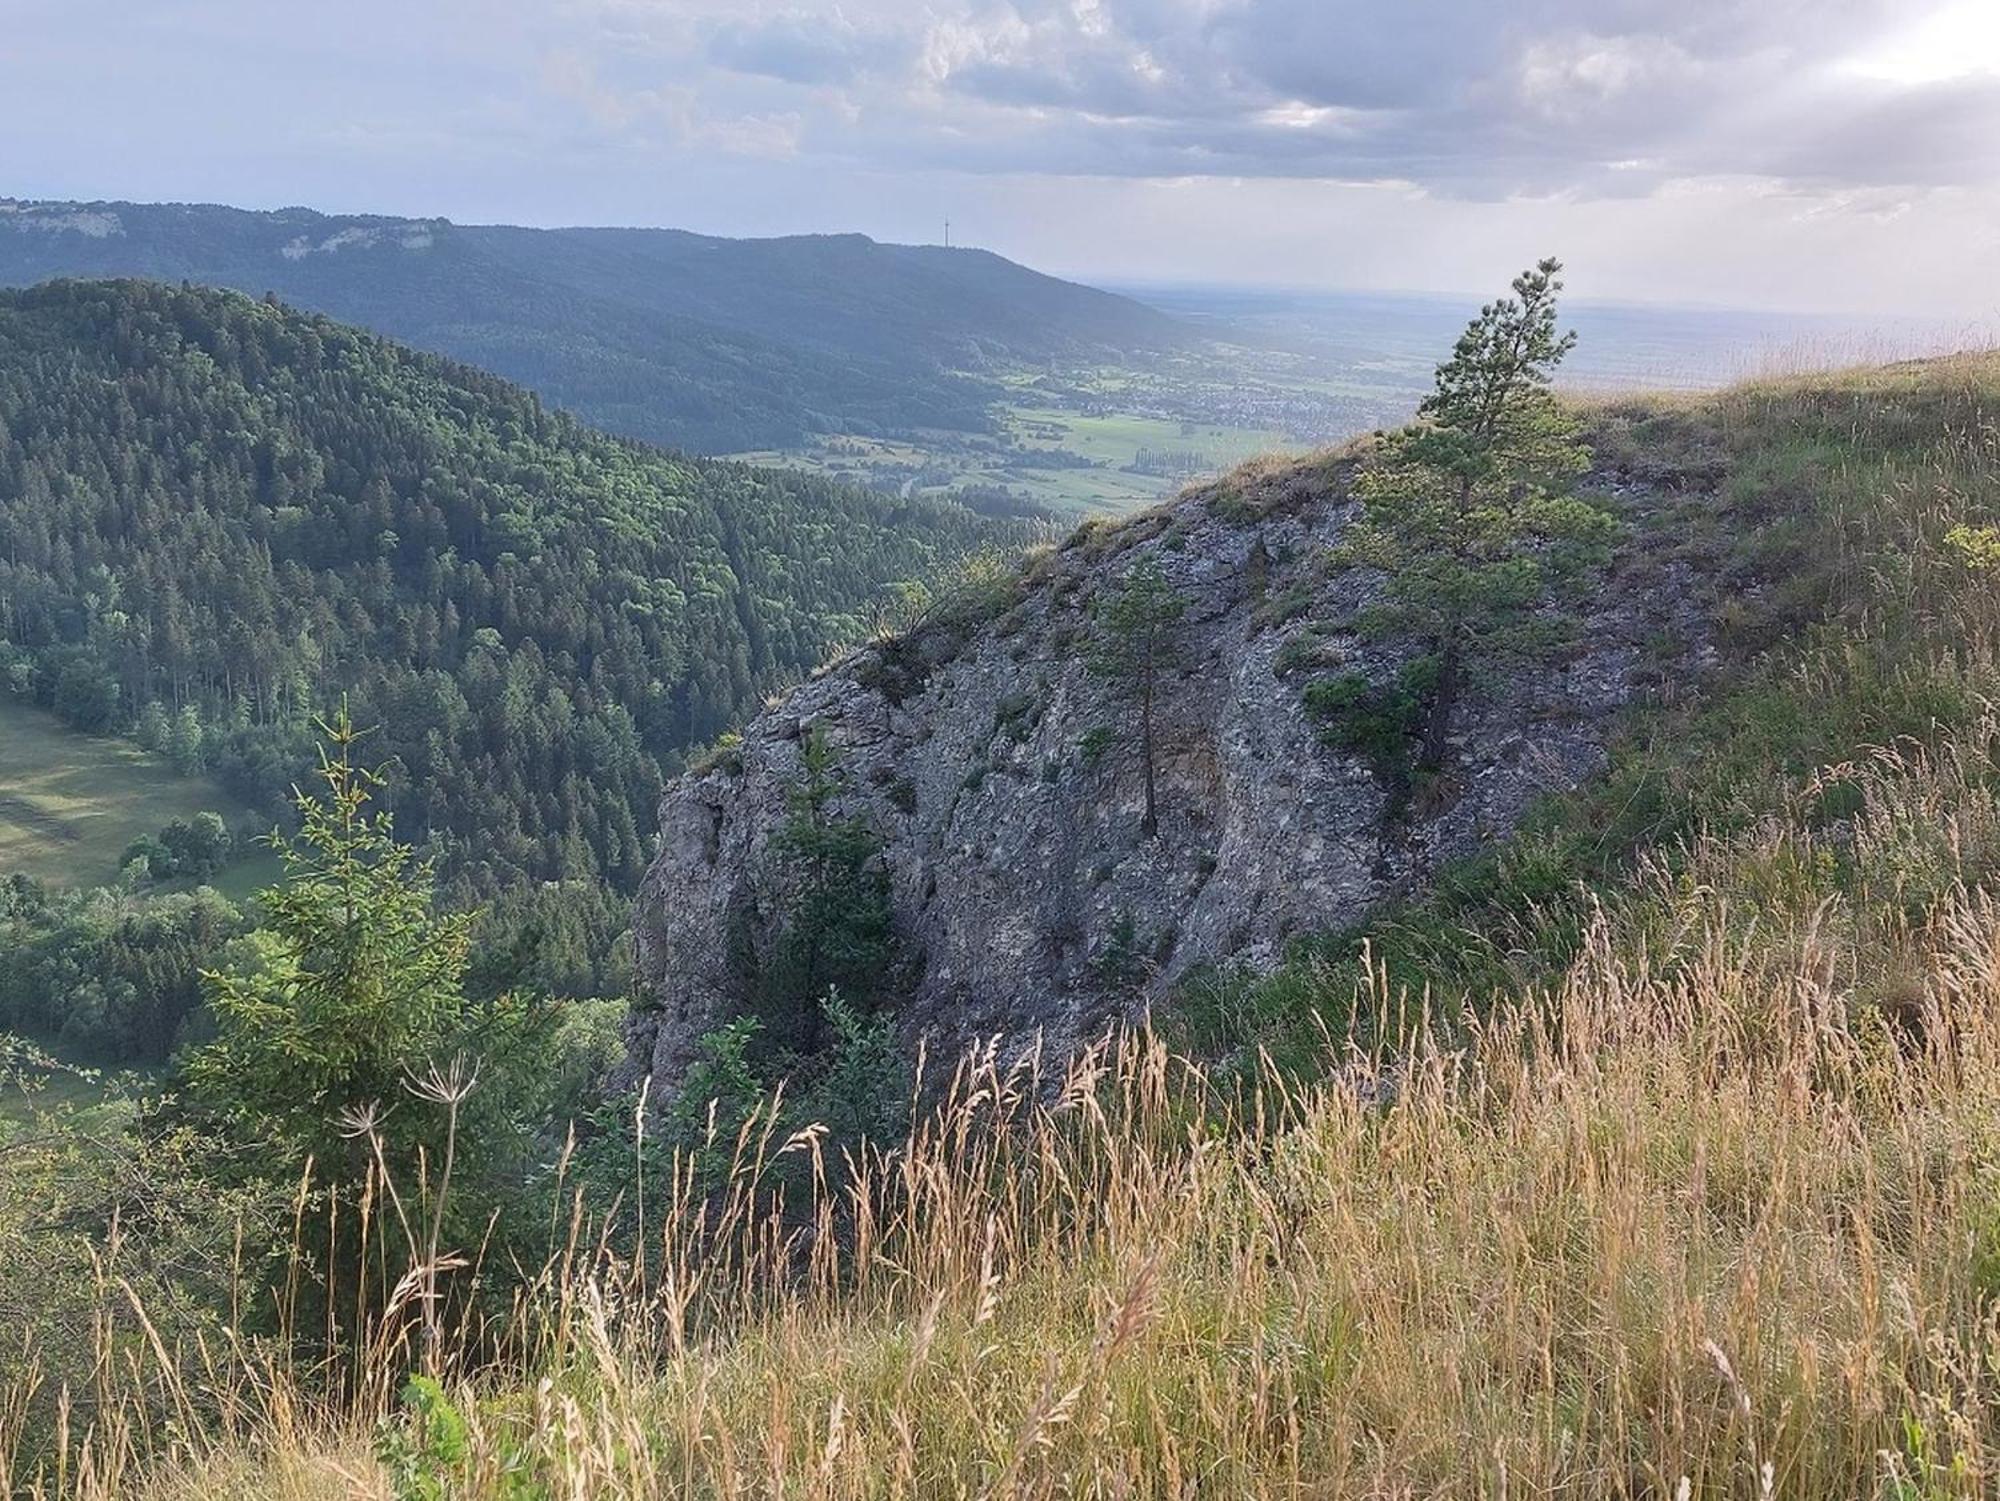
0, 698, 263, 890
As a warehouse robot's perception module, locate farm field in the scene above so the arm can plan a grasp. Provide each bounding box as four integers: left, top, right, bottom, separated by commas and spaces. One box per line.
0, 697, 265, 889
730, 399, 1302, 518
1001, 402, 1294, 467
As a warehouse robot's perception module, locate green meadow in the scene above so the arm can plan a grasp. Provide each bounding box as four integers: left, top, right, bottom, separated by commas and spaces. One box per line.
0, 697, 268, 890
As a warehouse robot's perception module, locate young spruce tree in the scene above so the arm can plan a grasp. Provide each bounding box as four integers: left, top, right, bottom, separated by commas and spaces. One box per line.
1341, 257, 1616, 779
185, 709, 546, 1206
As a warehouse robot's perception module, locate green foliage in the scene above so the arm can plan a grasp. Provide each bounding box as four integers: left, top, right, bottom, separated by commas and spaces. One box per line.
182, 712, 550, 1214
1090, 909, 1148, 988
747, 726, 899, 1058
1092, 556, 1190, 836
121, 811, 233, 884
1302, 657, 1439, 803
377, 1376, 471, 1501
1947, 523, 2000, 570
647, 990, 908, 1193
0, 279, 1030, 908
1077, 725, 1115, 768
803, 988, 909, 1145
687, 730, 745, 777
1270, 631, 1336, 678
0, 872, 245, 1060
658, 1017, 768, 1176
0, 1081, 296, 1473
465, 880, 636, 1004
377, 1374, 551, 1501
1337, 259, 1615, 777
1251, 582, 1312, 631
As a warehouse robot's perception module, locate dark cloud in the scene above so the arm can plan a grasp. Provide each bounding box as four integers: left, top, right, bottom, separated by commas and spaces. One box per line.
1753, 72, 2000, 189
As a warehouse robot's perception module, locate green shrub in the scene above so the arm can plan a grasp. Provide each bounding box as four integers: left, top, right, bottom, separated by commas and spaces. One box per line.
800, 989, 909, 1145
688, 731, 744, 776
377, 1376, 471, 1501
993, 689, 1037, 743
1272, 631, 1336, 678
1301, 657, 1438, 800
1252, 583, 1313, 631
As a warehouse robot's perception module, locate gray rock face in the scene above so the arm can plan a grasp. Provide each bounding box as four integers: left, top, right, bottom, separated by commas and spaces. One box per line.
627, 456, 1706, 1097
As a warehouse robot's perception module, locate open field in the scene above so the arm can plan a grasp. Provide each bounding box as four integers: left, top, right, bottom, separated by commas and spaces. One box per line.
0, 697, 263, 889
731, 398, 1301, 518
0, 1035, 144, 1129
1003, 401, 1294, 464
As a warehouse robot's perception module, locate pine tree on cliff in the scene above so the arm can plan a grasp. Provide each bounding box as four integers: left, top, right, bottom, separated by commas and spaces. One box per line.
1093, 555, 1188, 838
1340, 257, 1615, 780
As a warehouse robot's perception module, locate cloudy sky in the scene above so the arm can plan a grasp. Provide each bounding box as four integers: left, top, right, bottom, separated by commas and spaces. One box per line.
4, 0, 1998, 315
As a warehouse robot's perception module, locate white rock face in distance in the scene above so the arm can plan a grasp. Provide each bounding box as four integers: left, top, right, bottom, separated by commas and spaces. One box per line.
626, 451, 1707, 1099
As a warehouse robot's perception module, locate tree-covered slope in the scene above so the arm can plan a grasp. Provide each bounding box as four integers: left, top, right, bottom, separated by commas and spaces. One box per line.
0, 279, 1031, 894
0, 200, 1197, 453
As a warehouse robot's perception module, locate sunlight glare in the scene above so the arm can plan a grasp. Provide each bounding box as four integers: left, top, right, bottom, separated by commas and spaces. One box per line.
1843, 0, 2000, 83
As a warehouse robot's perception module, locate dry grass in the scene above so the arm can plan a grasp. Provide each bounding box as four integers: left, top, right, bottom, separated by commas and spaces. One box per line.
19, 771, 2000, 1498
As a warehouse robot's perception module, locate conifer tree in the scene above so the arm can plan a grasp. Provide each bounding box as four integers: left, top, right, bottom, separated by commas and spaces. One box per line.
1093, 555, 1188, 838
1340, 258, 1615, 778
754, 724, 896, 1054
184, 709, 537, 1194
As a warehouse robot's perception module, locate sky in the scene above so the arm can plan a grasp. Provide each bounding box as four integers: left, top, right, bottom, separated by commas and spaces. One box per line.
3, 0, 1998, 317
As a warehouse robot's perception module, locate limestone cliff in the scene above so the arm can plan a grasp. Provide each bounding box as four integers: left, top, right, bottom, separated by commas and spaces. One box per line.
627, 445, 1711, 1096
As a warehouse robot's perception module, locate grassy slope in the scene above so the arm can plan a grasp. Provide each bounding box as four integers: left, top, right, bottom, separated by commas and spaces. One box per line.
29, 353, 2000, 1498
0, 697, 266, 889
1184, 351, 2000, 1073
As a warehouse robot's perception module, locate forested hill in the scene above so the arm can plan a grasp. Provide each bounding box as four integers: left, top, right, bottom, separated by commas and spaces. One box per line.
0, 199, 1197, 453
0, 279, 1033, 894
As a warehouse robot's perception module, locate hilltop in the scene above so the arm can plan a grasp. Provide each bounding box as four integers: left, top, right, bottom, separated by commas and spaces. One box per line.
0, 278, 1032, 901
0, 199, 1197, 455
627, 418, 1714, 1090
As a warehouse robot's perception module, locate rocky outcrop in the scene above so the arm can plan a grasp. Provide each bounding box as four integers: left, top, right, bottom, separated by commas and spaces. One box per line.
627, 451, 1710, 1097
